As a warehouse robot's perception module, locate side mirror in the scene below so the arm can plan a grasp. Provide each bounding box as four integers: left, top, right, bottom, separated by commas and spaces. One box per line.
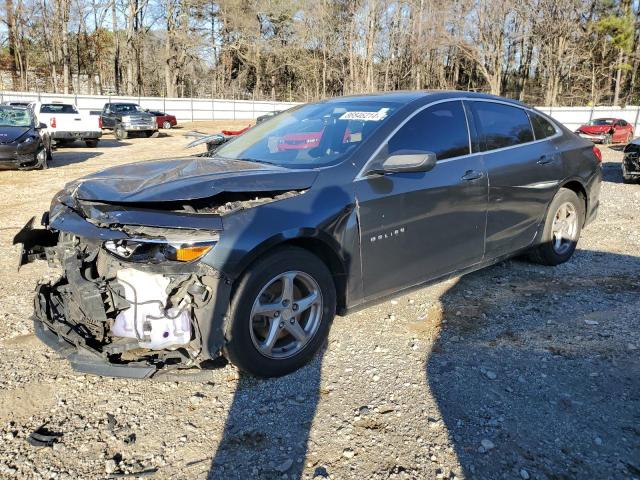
36, 122, 47, 130
368, 150, 437, 175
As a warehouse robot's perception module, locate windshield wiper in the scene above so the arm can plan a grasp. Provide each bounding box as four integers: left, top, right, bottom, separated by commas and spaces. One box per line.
230, 157, 276, 166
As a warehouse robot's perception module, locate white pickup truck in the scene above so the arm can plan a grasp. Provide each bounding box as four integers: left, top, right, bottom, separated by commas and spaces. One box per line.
30, 102, 102, 147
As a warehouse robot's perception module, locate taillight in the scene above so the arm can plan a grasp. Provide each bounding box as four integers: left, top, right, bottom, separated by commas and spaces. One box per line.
49, 117, 56, 128
98, 116, 102, 129
592, 146, 602, 162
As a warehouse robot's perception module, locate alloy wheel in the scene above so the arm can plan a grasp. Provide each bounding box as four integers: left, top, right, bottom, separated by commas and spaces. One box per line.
551, 202, 578, 255
249, 271, 323, 359
163, 121, 171, 129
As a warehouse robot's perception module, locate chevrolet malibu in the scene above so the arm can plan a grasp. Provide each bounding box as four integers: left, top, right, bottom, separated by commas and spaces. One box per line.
15, 92, 602, 378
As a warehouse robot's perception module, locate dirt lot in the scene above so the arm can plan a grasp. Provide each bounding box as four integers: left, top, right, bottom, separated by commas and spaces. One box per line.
0, 127, 638, 480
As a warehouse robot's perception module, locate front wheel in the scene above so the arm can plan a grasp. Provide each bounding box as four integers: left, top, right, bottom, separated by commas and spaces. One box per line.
114, 126, 128, 140
224, 247, 336, 377
529, 188, 584, 266
162, 121, 172, 129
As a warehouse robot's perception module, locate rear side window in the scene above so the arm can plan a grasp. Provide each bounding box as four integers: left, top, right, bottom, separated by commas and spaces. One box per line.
529, 112, 557, 140
470, 102, 534, 151
388, 101, 470, 160
40, 104, 78, 114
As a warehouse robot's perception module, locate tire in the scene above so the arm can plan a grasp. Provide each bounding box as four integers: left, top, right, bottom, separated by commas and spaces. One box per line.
85, 139, 99, 148
162, 121, 171, 129
224, 246, 336, 377
529, 188, 584, 266
36, 147, 48, 170
114, 126, 128, 140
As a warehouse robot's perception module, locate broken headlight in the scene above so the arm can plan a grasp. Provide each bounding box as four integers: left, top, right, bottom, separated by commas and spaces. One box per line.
103, 238, 216, 263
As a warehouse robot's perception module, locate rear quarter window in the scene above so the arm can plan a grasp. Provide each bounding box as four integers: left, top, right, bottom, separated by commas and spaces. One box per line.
470, 102, 534, 151
528, 111, 557, 140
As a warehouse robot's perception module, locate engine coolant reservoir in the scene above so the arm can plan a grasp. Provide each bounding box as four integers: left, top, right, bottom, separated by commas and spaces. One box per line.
110, 268, 192, 350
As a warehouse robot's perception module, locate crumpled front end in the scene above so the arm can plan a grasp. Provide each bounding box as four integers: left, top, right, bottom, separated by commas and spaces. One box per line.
15, 199, 232, 379
623, 141, 640, 177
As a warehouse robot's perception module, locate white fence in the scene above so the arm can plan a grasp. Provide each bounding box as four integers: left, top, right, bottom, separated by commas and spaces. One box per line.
0, 90, 300, 121
1, 90, 639, 130
534, 105, 640, 132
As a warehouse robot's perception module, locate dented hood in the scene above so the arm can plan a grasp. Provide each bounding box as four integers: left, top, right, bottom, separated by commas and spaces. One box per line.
69, 157, 319, 203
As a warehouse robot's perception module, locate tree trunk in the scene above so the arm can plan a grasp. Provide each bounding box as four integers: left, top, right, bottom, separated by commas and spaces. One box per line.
5, 0, 19, 90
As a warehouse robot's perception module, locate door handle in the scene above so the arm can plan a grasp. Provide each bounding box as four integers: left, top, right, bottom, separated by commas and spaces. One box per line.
461, 170, 484, 181
537, 155, 553, 165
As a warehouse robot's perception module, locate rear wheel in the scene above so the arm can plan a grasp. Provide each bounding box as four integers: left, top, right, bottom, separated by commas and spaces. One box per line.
85, 139, 99, 148
529, 188, 584, 266
224, 247, 336, 377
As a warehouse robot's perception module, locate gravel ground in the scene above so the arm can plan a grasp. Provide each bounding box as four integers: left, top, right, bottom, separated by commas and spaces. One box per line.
0, 132, 638, 480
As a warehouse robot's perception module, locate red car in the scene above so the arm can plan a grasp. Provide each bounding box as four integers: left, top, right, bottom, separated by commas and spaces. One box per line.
148, 111, 177, 129
575, 118, 634, 144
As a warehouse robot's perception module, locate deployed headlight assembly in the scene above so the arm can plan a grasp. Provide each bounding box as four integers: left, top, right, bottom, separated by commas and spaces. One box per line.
104, 238, 216, 263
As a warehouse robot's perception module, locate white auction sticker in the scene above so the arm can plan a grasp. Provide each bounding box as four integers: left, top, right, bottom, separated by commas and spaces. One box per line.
339, 108, 389, 121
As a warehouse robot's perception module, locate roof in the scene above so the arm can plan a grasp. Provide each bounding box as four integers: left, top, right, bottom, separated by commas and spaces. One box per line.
324, 90, 530, 108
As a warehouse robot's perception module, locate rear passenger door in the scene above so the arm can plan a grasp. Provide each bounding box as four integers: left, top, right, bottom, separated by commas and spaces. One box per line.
467, 101, 563, 259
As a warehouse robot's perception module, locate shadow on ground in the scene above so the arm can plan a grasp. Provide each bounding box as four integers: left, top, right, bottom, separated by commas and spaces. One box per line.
601, 162, 624, 183
49, 151, 103, 168
53, 139, 129, 149
427, 250, 640, 479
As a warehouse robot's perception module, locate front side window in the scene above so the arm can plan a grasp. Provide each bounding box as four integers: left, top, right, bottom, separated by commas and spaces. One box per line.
471, 102, 534, 151
215, 101, 400, 168
529, 111, 557, 140
387, 101, 470, 160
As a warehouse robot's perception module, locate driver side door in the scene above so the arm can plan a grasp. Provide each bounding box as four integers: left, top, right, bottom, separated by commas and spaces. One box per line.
355, 100, 488, 300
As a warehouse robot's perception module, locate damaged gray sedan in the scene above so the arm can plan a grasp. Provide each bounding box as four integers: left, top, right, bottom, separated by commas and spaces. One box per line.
15, 92, 601, 378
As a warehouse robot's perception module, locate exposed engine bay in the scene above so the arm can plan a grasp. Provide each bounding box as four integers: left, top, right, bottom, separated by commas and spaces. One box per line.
15, 164, 310, 378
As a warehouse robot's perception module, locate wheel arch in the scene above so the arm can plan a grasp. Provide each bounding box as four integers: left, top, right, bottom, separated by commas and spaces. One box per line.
227, 230, 349, 314
559, 178, 588, 225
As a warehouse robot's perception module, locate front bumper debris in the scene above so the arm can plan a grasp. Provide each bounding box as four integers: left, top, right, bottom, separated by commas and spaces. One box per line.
34, 318, 156, 379
16, 206, 232, 379
623, 148, 640, 176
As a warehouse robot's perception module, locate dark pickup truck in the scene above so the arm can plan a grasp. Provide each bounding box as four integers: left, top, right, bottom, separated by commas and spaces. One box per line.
101, 103, 158, 139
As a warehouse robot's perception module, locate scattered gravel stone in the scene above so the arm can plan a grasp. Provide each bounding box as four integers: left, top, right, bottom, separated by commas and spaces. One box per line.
480, 439, 495, 451
519, 468, 530, 479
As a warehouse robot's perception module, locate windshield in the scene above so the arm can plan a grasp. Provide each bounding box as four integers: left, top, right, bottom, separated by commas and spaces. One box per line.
215, 101, 400, 168
0, 106, 32, 127
589, 119, 614, 126
41, 104, 79, 114
113, 104, 143, 113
